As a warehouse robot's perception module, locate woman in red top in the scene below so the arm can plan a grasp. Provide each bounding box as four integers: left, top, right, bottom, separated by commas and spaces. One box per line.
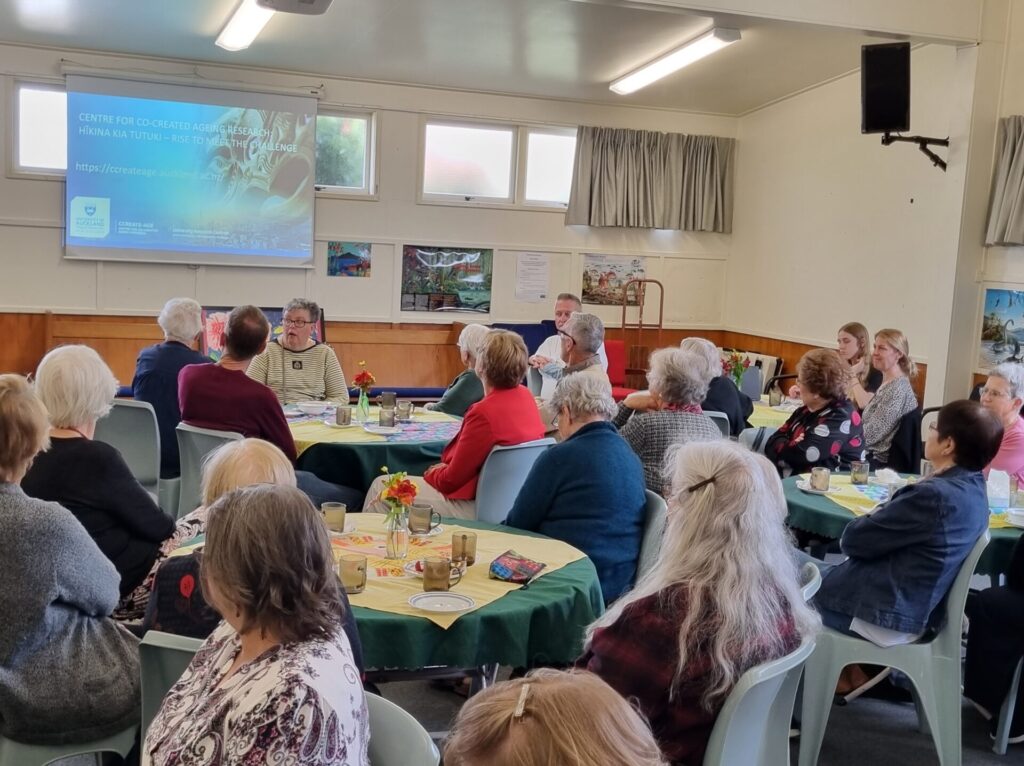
362, 330, 545, 519
578, 439, 820, 765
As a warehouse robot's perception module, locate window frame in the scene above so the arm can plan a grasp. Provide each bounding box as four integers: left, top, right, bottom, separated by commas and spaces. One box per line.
417, 116, 520, 208
313, 107, 379, 200
518, 124, 577, 210
8, 77, 68, 181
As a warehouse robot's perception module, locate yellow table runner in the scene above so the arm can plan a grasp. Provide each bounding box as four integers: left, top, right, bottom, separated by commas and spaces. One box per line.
289, 407, 460, 456
801, 473, 1013, 528
334, 515, 586, 629
749, 396, 794, 429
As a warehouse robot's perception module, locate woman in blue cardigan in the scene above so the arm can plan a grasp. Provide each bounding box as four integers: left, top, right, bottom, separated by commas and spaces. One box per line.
815, 399, 1002, 646
506, 373, 647, 604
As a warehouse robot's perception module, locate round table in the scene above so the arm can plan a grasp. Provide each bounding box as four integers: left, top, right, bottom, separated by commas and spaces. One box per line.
749, 396, 795, 429
347, 517, 605, 670
783, 475, 1022, 578
290, 407, 462, 492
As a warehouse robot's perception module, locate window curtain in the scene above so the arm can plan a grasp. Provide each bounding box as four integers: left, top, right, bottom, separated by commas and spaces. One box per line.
565, 126, 734, 232
986, 115, 1024, 246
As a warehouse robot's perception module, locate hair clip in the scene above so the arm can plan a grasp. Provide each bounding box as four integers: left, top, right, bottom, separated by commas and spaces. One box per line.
512, 683, 531, 720
687, 476, 716, 492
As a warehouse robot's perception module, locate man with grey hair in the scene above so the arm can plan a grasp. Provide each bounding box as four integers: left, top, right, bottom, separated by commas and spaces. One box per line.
979, 361, 1024, 483
133, 297, 211, 477
538, 312, 611, 430
506, 373, 646, 603
529, 293, 608, 399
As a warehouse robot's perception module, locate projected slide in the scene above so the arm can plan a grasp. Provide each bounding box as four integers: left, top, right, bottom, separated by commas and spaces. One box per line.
65, 76, 316, 267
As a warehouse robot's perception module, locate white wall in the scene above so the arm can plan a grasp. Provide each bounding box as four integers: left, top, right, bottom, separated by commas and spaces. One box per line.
0, 42, 734, 327
726, 44, 968, 374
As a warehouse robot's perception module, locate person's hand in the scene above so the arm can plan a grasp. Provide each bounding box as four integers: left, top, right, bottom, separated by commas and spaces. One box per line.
849, 357, 866, 376
624, 391, 661, 411
425, 462, 446, 475
529, 355, 552, 369
787, 384, 801, 399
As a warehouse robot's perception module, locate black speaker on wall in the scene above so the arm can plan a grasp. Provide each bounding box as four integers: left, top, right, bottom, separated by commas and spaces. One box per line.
861, 42, 910, 134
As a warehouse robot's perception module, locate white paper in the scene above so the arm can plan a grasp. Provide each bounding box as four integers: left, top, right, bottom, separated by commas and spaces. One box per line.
515, 252, 550, 302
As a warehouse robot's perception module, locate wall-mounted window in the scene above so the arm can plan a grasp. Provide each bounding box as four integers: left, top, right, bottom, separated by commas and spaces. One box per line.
421, 118, 577, 210
14, 82, 67, 175
315, 111, 376, 195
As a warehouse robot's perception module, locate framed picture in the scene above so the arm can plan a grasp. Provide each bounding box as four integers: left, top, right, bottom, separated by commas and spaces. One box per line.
581, 253, 647, 306
400, 244, 492, 313
978, 287, 1024, 372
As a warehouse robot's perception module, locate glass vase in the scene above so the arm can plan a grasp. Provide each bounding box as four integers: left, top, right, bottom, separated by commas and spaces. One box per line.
356, 388, 371, 423
384, 511, 409, 560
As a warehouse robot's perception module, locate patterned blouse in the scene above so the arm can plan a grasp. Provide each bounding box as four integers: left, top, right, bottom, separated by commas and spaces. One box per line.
144, 622, 369, 766
764, 399, 866, 477
862, 376, 918, 464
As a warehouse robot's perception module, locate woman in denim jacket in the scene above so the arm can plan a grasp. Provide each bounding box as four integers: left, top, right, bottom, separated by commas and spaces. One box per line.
815, 400, 1002, 646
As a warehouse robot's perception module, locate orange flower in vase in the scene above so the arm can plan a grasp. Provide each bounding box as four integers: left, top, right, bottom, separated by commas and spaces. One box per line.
352, 361, 375, 422
378, 466, 416, 559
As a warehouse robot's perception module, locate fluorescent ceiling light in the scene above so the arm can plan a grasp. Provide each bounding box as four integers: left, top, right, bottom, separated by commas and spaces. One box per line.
216, 0, 275, 51
610, 27, 741, 95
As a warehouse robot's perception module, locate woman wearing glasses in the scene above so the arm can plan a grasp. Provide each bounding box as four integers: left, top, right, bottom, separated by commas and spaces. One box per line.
247, 298, 347, 404
979, 362, 1024, 483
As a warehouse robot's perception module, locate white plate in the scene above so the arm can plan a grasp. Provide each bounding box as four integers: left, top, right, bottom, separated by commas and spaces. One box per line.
283, 406, 303, 418
322, 419, 359, 429
363, 424, 400, 435
407, 592, 475, 613
1006, 509, 1024, 529
327, 519, 358, 535
403, 560, 425, 578
409, 523, 444, 538
796, 480, 840, 496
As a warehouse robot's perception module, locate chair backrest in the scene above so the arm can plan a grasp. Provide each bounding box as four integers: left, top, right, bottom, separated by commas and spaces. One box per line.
702, 637, 816, 766
604, 339, 627, 387
931, 531, 990, 659
636, 489, 668, 581
705, 410, 731, 438
366, 693, 440, 766
920, 406, 941, 462
739, 426, 777, 455
139, 631, 203, 742
475, 438, 555, 524
526, 367, 543, 396
799, 562, 822, 602
885, 407, 922, 474
740, 366, 764, 399
175, 423, 244, 518
0, 727, 138, 766
94, 399, 161, 495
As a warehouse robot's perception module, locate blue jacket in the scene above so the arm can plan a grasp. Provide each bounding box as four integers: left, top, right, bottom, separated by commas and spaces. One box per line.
132, 341, 211, 478
816, 465, 988, 634
505, 421, 647, 604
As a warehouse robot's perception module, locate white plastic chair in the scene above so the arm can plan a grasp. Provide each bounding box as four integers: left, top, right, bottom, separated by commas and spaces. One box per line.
475, 438, 555, 524
636, 489, 668, 581
993, 656, 1024, 755
0, 725, 138, 766
800, 562, 822, 602
526, 367, 543, 396
702, 637, 816, 766
798, 532, 990, 766
139, 631, 203, 743
94, 399, 161, 496
740, 426, 778, 455
705, 410, 731, 438
366, 693, 440, 766
175, 423, 243, 518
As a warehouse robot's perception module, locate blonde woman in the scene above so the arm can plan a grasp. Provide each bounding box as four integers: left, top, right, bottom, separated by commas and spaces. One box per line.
424, 323, 490, 417
444, 669, 667, 766
788, 322, 882, 408
861, 328, 919, 468
578, 439, 820, 765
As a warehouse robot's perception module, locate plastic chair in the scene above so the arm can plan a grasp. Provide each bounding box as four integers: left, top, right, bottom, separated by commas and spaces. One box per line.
366, 693, 440, 766
475, 438, 555, 524
740, 366, 764, 399
705, 410, 731, 438
94, 399, 160, 497
993, 656, 1024, 755
526, 367, 543, 396
800, 562, 822, 602
702, 637, 816, 766
798, 532, 990, 766
175, 423, 243, 518
139, 631, 203, 743
0, 725, 138, 766
636, 489, 668, 581
740, 426, 777, 454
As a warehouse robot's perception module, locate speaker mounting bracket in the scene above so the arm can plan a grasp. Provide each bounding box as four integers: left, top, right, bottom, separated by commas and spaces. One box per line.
881, 132, 950, 171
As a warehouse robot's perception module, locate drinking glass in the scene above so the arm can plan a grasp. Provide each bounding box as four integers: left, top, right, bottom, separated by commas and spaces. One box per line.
810, 467, 831, 492
338, 554, 367, 595
379, 407, 397, 428
396, 400, 414, 422
335, 406, 353, 426
422, 556, 463, 592
322, 502, 347, 533
452, 531, 478, 567
850, 461, 870, 485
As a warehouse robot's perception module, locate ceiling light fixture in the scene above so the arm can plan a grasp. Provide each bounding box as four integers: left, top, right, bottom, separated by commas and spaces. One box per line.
216, 0, 275, 52
610, 27, 741, 95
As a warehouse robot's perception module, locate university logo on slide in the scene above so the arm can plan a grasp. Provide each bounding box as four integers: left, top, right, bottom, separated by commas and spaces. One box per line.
69, 196, 110, 239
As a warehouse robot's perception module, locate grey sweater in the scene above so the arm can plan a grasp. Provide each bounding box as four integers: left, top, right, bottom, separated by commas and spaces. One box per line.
0, 483, 140, 745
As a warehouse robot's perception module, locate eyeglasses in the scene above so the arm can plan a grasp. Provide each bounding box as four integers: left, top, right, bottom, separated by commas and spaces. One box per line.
980, 387, 1011, 399
282, 318, 311, 328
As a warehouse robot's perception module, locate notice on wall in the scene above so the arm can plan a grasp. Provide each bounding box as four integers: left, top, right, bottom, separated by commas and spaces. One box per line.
515, 252, 550, 303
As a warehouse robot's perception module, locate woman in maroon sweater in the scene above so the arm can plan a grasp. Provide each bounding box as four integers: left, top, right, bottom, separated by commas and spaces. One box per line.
363, 330, 545, 519
578, 440, 820, 765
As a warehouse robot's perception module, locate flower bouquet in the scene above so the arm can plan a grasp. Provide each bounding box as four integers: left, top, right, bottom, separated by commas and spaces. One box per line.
721, 351, 751, 388
352, 361, 375, 422
377, 466, 417, 559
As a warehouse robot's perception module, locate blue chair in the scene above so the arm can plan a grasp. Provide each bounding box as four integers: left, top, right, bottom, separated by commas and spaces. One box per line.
139, 631, 203, 742
702, 637, 816, 766
705, 410, 731, 438
366, 693, 440, 766
636, 489, 668, 581
175, 423, 243, 518
475, 438, 555, 524
740, 366, 764, 399
0, 726, 138, 766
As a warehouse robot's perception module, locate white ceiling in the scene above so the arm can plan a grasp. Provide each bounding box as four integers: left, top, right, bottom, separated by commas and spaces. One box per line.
2, 0, 913, 114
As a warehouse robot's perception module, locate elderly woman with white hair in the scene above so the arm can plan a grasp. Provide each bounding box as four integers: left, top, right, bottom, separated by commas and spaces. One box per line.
424, 323, 490, 417
578, 439, 819, 765
681, 336, 753, 437
506, 374, 646, 603
980, 362, 1024, 483
23, 345, 176, 604
133, 297, 211, 478
614, 348, 722, 494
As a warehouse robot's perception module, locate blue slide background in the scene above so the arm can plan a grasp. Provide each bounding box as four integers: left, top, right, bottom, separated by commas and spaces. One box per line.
66, 91, 315, 260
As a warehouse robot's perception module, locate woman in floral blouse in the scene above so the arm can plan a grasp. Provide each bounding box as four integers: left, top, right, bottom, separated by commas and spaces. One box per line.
765, 349, 866, 477
144, 484, 369, 765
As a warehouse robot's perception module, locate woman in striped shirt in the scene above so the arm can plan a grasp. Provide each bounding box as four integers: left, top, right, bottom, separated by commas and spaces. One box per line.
247, 298, 348, 404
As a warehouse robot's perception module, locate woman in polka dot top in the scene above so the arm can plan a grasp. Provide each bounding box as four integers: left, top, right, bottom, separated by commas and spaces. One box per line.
765, 349, 866, 477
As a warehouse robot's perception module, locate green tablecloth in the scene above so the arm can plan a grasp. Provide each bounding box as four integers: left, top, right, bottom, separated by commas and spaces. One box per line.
297, 441, 448, 493
352, 518, 605, 670
783, 475, 1022, 578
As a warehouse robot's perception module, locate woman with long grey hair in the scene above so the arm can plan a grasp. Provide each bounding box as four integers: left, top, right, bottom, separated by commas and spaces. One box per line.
578, 439, 820, 765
